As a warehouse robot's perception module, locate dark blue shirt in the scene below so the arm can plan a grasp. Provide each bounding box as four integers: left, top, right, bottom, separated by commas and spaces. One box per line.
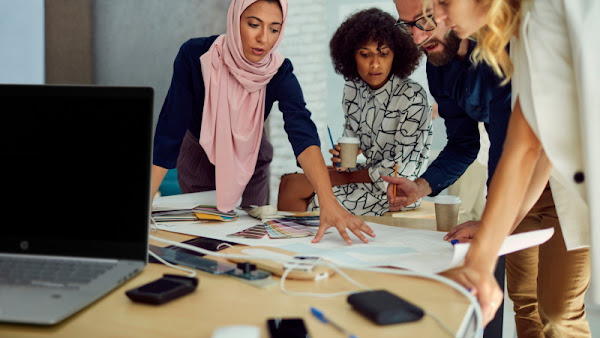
153, 35, 321, 169
422, 41, 511, 195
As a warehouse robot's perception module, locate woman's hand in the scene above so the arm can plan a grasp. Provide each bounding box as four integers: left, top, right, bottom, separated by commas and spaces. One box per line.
440, 264, 503, 326
329, 145, 361, 172
444, 220, 480, 242
297, 145, 374, 244
311, 194, 375, 244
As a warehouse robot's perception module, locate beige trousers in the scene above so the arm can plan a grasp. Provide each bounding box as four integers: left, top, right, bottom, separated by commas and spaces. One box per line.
507, 186, 591, 337
447, 160, 488, 221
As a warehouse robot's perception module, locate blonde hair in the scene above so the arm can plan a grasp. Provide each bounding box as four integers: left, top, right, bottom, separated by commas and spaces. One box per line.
471, 0, 521, 84
422, 0, 521, 85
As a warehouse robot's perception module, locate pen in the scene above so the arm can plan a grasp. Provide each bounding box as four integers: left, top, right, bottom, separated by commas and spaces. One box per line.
393, 161, 398, 198
311, 307, 358, 338
327, 126, 341, 169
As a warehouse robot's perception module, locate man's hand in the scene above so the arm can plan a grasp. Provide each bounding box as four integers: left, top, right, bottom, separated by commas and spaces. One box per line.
444, 220, 480, 242
311, 195, 375, 244
381, 176, 425, 211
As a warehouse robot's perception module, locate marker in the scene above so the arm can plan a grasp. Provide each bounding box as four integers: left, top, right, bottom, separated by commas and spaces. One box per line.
451, 239, 459, 245
311, 307, 358, 338
327, 126, 341, 169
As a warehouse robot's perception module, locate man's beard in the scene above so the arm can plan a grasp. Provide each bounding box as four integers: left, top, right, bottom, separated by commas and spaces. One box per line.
421, 30, 461, 66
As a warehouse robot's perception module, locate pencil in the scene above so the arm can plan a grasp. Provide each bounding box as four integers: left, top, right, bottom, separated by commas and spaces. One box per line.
327, 126, 341, 169
393, 161, 398, 198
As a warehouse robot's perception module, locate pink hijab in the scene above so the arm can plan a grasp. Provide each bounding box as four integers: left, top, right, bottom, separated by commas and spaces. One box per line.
199, 0, 288, 212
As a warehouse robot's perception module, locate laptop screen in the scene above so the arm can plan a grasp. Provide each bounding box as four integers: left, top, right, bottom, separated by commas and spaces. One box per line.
0, 84, 153, 261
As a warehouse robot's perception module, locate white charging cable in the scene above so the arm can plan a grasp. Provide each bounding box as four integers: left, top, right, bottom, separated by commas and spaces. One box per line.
279, 260, 372, 298
343, 265, 482, 337
147, 250, 196, 278
148, 234, 482, 336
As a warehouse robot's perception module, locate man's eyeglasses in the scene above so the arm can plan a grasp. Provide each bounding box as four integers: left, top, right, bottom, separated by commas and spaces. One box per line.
395, 15, 437, 33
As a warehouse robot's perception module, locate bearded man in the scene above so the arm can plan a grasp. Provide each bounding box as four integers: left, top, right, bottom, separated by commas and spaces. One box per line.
384, 1, 512, 337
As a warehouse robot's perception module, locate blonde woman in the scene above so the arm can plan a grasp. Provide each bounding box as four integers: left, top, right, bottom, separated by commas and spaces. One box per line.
424, 0, 599, 334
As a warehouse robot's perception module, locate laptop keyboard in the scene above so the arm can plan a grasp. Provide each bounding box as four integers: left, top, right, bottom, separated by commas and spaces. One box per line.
0, 257, 117, 289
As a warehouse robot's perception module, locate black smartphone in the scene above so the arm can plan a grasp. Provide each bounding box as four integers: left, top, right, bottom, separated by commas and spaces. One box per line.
125, 274, 198, 305
267, 318, 309, 338
347, 289, 424, 325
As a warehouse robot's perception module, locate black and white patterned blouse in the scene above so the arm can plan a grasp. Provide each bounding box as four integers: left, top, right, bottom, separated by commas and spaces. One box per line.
309, 75, 432, 216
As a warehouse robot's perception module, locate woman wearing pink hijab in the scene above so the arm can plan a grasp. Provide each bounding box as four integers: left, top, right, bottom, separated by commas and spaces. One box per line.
151, 0, 375, 244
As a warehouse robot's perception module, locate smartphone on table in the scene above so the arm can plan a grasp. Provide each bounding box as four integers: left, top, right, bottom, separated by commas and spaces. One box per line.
267, 318, 309, 338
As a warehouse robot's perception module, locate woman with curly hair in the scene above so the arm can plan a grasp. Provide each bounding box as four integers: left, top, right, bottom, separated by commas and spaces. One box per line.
278, 7, 432, 220
429, 0, 599, 334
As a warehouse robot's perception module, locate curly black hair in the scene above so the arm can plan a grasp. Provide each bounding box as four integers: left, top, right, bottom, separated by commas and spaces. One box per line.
330, 8, 422, 82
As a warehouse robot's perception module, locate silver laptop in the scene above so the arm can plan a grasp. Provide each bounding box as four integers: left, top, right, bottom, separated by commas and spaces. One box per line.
0, 84, 153, 325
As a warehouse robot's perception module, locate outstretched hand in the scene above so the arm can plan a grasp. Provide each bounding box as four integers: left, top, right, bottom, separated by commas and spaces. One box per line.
444, 220, 480, 242
311, 196, 375, 244
381, 175, 421, 211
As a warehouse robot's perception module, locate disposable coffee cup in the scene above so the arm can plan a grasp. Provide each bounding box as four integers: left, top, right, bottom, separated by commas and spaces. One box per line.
434, 195, 461, 232
338, 136, 360, 168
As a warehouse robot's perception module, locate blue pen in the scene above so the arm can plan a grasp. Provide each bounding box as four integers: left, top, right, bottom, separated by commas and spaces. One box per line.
451, 239, 459, 245
327, 126, 341, 169
311, 307, 358, 338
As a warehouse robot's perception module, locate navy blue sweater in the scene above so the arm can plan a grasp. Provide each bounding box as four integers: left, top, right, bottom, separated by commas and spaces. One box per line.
153, 35, 320, 169
422, 41, 511, 195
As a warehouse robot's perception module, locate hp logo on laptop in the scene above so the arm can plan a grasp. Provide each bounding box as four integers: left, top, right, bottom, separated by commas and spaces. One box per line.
20, 241, 29, 251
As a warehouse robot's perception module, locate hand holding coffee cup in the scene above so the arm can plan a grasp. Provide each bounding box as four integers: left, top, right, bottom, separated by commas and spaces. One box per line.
434, 195, 461, 232
337, 136, 360, 169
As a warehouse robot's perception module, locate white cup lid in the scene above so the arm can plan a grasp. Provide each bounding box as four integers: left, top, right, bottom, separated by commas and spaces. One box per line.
434, 195, 461, 204
338, 136, 360, 144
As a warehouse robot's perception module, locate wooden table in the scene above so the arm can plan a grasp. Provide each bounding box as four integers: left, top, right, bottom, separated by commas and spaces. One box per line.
383, 200, 471, 224
0, 228, 475, 337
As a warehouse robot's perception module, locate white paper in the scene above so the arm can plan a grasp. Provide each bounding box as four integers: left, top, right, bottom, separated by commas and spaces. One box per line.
450, 227, 555, 267
152, 190, 217, 210
153, 192, 556, 274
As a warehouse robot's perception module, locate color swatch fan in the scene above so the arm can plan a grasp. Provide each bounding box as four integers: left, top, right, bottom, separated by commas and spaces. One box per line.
264, 219, 314, 239
227, 224, 267, 239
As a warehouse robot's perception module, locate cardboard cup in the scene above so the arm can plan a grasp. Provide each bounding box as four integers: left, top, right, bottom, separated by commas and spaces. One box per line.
338, 137, 360, 168
434, 195, 461, 232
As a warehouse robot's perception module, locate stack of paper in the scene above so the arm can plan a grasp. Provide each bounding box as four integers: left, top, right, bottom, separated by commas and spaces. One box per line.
152, 204, 238, 223
193, 205, 238, 222
151, 209, 198, 222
